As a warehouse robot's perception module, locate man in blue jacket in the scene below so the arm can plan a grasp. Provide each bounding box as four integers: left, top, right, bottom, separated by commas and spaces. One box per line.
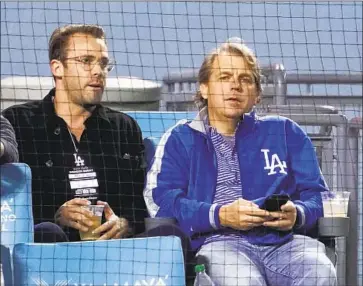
144, 38, 336, 285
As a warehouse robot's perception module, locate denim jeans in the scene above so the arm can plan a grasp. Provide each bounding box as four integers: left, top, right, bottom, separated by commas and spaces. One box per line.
196, 235, 337, 286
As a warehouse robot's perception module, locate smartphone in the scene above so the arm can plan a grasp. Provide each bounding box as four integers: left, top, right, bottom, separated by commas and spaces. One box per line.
262, 194, 290, 212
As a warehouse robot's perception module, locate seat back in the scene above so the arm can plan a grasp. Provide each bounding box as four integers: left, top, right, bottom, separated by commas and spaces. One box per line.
13, 236, 185, 286
0, 163, 33, 250
127, 111, 196, 167
143, 137, 160, 169
1, 245, 12, 286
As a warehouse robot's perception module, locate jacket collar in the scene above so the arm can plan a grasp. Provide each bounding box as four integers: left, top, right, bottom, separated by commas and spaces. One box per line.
189, 106, 257, 136
189, 107, 208, 134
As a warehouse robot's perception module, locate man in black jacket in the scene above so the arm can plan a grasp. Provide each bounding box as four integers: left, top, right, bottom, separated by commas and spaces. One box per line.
2, 24, 147, 242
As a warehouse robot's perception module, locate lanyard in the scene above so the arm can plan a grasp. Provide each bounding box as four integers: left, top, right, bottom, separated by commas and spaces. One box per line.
67, 128, 79, 153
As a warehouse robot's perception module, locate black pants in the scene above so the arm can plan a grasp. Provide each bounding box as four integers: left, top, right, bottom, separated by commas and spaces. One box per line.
34, 222, 69, 243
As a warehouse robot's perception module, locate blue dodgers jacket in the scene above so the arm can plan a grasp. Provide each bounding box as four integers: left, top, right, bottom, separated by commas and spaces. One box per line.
144, 110, 329, 251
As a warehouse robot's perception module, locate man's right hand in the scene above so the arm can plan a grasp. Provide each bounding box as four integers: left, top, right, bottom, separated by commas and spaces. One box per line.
219, 198, 271, 231
55, 198, 94, 232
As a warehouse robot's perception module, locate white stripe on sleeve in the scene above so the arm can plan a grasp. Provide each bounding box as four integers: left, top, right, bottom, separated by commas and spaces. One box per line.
143, 119, 187, 217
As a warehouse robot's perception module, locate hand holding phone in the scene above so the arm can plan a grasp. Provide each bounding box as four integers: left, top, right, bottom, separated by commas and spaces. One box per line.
262, 196, 297, 231
262, 194, 290, 212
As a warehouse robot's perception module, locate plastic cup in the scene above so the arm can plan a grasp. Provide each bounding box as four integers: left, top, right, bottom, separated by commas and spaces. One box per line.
79, 205, 104, 241
321, 191, 350, 217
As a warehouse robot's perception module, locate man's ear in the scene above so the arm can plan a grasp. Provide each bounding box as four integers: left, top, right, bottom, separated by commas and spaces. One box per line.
199, 83, 208, 100
50, 59, 64, 79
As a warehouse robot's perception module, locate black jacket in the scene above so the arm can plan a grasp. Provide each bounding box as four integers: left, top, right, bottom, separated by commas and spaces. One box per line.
2, 88, 147, 240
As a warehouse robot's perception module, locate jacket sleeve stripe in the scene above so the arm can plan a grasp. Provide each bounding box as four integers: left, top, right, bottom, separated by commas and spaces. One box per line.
209, 203, 220, 229
143, 119, 187, 217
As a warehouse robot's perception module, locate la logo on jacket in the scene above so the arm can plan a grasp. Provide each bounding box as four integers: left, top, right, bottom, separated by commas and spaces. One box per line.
261, 149, 287, 175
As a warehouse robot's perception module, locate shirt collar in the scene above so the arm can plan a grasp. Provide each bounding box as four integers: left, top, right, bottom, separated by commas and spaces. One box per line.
201, 107, 243, 137
41, 88, 111, 126
92, 104, 111, 124
189, 106, 257, 136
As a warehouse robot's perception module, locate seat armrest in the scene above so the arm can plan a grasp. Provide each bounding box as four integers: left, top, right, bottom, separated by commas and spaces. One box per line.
318, 217, 350, 237
144, 217, 177, 231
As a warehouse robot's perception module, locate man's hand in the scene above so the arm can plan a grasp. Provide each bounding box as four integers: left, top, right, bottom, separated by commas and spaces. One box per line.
263, 200, 297, 231
93, 201, 130, 240
55, 198, 94, 232
219, 198, 271, 231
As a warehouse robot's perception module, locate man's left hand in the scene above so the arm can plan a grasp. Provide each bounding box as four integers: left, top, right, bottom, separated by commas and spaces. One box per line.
93, 201, 130, 240
263, 200, 297, 231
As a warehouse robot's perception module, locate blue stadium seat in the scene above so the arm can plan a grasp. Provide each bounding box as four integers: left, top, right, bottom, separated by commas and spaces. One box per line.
126, 111, 196, 139
1, 163, 33, 286
1, 245, 12, 286
127, 111, 196, 168
13, 236, 185, 286
143, 137, 160, 169
0, 163, 34, 250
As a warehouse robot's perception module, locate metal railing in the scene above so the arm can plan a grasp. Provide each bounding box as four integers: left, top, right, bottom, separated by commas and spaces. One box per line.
161, 65, 362, 111
346, 117, 363, 286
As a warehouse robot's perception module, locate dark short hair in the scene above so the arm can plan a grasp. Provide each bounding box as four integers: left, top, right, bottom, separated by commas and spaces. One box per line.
48, 24, 106, 62
195, 38, 262, 109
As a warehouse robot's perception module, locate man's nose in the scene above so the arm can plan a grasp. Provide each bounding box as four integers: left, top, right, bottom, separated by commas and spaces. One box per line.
231, 75, 242, 91
91, 62, 106, 77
